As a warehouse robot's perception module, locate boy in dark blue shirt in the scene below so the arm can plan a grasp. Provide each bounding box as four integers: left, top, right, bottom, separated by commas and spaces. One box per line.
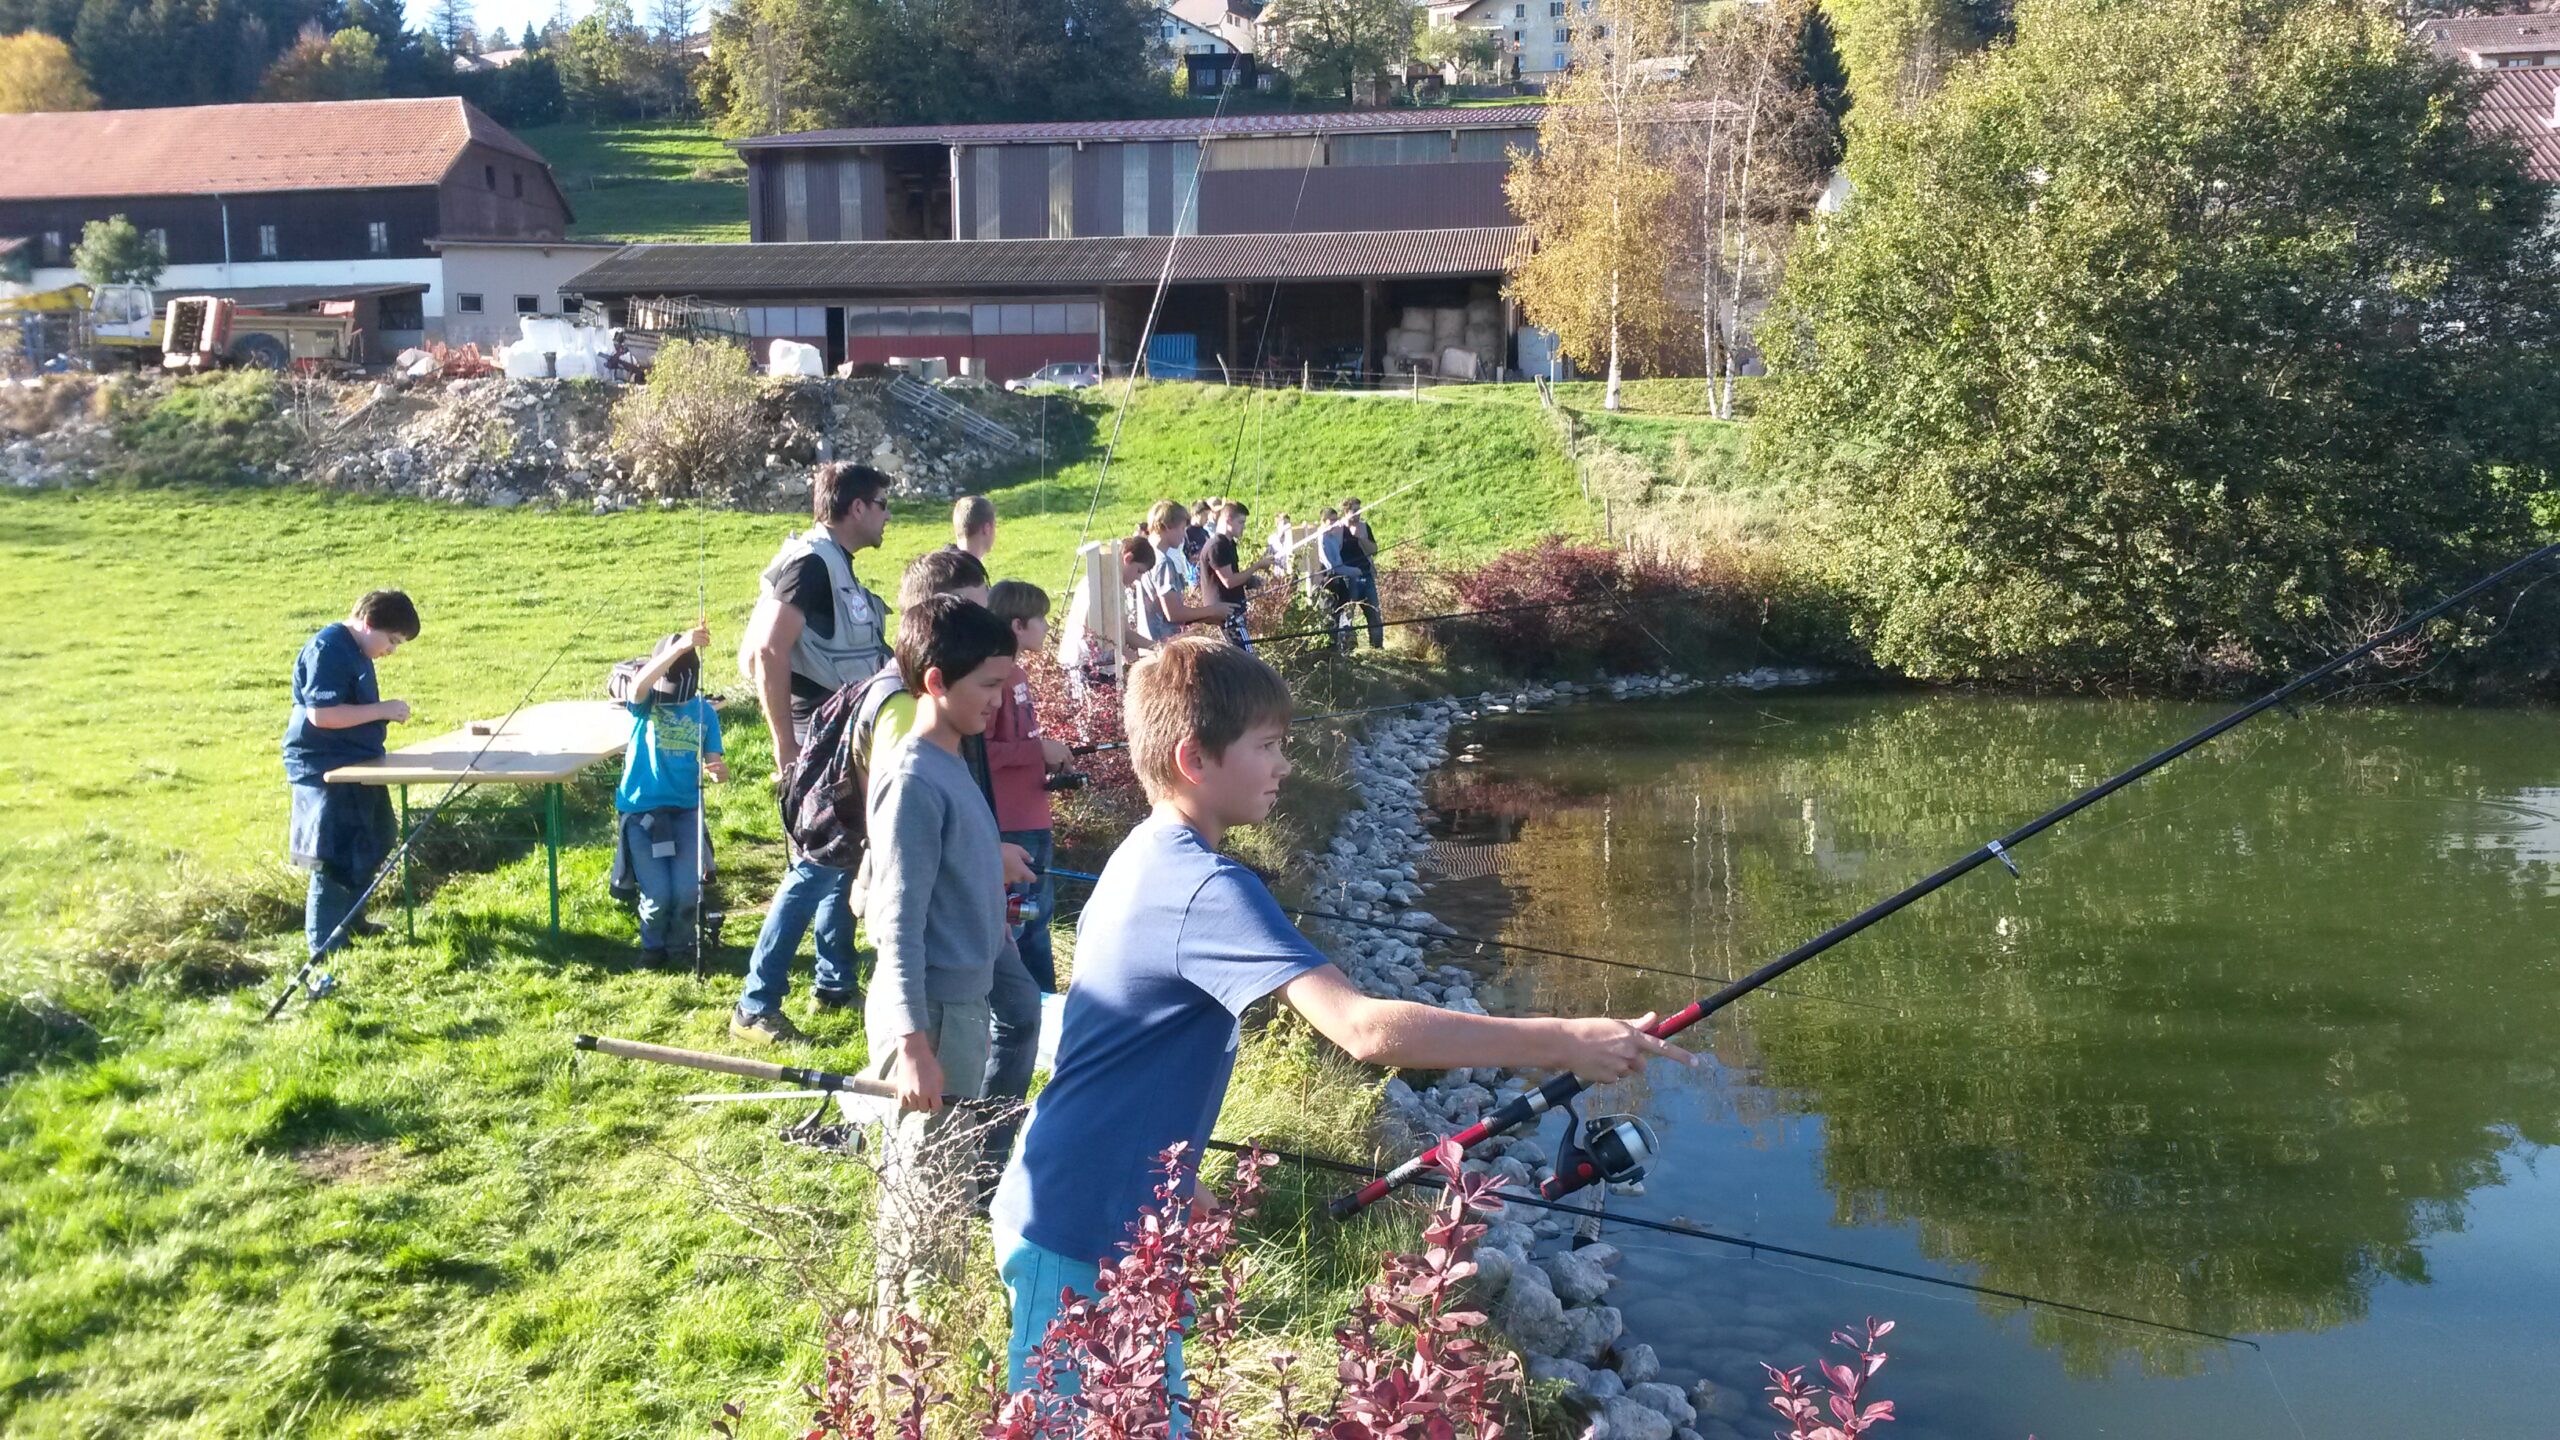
614, 626, 729, 965
281, 590, 419, 960
989, 636, 1687, 1396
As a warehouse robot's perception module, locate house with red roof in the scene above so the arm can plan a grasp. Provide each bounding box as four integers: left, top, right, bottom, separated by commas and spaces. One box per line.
0, 97, 618, 355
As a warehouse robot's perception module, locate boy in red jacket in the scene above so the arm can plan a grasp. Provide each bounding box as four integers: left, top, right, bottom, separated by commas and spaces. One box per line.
985, 579, 1073, 992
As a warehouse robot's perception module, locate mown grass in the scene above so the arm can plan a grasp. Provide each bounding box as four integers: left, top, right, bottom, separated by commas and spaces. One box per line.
520, 121, 750, 244
0, 382, 1614, 1437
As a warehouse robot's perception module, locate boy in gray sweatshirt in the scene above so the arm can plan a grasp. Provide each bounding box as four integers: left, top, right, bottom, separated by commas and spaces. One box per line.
864, 593, 1018, 1314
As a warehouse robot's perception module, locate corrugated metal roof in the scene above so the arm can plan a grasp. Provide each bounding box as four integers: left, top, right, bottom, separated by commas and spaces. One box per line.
0, 98, 551, 200
2418, 14, 2560, 59
565, 227, 1525, 295
2473, 68, 2560, 182
734, 105, 1555, 150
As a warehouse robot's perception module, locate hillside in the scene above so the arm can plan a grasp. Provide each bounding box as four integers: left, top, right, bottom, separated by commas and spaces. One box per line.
520, 120, 749, 244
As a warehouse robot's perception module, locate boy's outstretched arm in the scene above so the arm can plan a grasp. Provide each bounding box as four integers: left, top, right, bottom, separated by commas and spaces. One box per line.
1280, 964, 1690, 1085
624, 625, 710, 702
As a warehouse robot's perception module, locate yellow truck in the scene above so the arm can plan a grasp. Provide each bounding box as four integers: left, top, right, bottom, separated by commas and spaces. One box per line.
0, 283, 356, 373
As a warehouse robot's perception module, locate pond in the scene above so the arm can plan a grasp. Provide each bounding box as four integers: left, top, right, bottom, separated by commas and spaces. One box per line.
1421, 690, 2560, 1440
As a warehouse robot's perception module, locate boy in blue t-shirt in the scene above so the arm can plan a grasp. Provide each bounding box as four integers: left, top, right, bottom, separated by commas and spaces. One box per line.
281, 590, 420, 960
614, 626, 728, 965
989, 636, 1689, 1394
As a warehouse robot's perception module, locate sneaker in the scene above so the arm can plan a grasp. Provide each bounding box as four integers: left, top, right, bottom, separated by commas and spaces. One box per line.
348, 918, 389, 940
812, 987, 858, 1011
730, 1007, 805, 1045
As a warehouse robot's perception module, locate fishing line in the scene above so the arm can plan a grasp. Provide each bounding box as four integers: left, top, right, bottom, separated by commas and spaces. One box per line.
264, 604, 605, 1021
1199, 1137, 2254, 1349
1336, 540, 2560, 1217
1047, 867, 1892, 1014
1063, 84, 1237, 593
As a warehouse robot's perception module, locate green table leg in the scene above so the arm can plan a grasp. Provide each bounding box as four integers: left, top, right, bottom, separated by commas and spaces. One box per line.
546, 781, 563, 936
400, 784, 415, 944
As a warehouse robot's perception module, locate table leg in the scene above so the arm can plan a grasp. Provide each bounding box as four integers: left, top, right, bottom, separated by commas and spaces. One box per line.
546, 782, 563, 936
400, 784, 415, 944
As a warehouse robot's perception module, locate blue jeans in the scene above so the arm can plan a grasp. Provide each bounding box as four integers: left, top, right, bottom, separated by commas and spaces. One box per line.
1002, 828, 1057, 993
621, 809, 701, 950
999, 1228, 1186, 1402
304, 869, 365, 959
1347, 569, 1383, 648
737, 854, 857, 1015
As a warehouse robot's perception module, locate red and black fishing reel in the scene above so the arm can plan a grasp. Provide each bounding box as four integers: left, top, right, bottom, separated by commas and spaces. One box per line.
1542, 1100, 1661, 1200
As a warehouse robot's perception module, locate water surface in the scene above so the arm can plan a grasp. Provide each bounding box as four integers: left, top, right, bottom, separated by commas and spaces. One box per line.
1424, 692, 2560, 1439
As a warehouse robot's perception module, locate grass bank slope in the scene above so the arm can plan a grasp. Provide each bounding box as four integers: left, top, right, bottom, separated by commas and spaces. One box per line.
521, 121, 749, 244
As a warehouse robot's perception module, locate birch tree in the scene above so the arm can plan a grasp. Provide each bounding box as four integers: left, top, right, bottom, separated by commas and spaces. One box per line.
1684, 0, 1830, 417
1505, 0, 1684, 410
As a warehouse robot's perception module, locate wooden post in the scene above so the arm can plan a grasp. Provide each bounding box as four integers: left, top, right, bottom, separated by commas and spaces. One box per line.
1361, 279, 1378, 380
1226, 283, 1242, 378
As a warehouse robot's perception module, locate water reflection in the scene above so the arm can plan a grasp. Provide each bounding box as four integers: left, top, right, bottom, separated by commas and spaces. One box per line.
1427, 693, 2560, 1435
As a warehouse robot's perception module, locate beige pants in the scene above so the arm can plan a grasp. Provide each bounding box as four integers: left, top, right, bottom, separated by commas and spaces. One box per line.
866, 996, 992, 1319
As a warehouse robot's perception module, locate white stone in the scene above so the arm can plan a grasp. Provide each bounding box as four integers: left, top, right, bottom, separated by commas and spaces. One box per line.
1544, 1247, 1612, 1306
1628, 1382, 1695, 1429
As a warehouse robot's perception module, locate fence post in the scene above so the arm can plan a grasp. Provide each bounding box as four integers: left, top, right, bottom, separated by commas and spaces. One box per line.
1604, 497, 1613, 540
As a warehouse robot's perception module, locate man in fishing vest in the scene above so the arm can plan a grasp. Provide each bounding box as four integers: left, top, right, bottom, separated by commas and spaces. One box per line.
732, 461, 893, 1045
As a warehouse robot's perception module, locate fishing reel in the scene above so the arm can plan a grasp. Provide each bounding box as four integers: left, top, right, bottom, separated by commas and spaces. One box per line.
304, 970, 339, 1002
1043, 769, 1090, 793
1540, 1100, 1660, 1201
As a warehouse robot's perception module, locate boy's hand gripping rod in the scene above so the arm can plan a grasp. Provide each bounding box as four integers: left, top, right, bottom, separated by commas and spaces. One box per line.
1332, 540, 2560, 1218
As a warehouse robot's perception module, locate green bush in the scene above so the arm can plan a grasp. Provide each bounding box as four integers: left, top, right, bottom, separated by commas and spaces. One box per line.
1758, 0, 2560, 691
105, 371, 291, 488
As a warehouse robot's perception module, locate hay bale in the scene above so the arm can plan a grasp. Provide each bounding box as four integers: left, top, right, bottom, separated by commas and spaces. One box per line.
1431, 308, 1466, 347
1400, 307, 1431, 333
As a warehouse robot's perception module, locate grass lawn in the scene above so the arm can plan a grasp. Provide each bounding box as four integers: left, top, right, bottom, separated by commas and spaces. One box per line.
0, 384, 1591, 1436
520, 121, 749, 244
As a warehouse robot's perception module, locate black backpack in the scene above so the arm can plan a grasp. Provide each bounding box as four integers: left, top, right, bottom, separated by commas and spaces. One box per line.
782, 664, 904, 870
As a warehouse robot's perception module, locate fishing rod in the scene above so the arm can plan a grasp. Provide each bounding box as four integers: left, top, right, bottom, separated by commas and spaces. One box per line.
1204, 1138, 2254, 1350
1048, 869, 1893, 1014
1333, 540, 2560, 1217
571, 1033, 897, 1099
1254, 583, 1714, 649
263, 625, 588, 1022
1066, 691, 1507, 757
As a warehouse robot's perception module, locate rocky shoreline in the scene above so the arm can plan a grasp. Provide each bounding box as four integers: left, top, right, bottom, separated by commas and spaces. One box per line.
1302, 667, 1826, 1440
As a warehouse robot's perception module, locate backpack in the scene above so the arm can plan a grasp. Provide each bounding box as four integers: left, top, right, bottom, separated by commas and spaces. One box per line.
782, 664, 905, 870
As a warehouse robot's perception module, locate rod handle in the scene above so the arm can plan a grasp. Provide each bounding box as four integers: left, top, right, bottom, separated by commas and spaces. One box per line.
572, 1034, 897, 1099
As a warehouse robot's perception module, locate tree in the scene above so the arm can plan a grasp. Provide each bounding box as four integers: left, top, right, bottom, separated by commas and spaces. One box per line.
1757, 0, 2560, 689
257, 23, 386, 99
73, 214, 164, 288
697, 0, 1161, 135
1263, 0, 1415, 106
425, 0, 472, 54
1506, 0, 1686, 409
62, 0, 336, 107
1819, 0, 1994, 123
1682, 0, 1832, 418
612, 337, 762, 503
1415, 21, 1498, 84
651, 0, 697, 43
0, 28, 93, 109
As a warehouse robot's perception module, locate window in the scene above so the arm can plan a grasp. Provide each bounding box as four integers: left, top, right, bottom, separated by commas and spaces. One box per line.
513, 172, 525, 198
1513, 3, 1524, 14
485, 163, 498, 190
1122, 143, 1150, 236
515, 294, 540, 314
1551, 48, 1567, 68
968, 300, 1101, 336
457, 293, 485, 313
1554, 25, 1569, 42
40, 231, 61, 265
145, 227, 167, 257
256, 223, 277, 258
1549, 1, 1564, 14
367, 221, 389, 255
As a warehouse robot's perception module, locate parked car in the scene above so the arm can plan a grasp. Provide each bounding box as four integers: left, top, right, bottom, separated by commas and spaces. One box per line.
1006, 362, 1101, 392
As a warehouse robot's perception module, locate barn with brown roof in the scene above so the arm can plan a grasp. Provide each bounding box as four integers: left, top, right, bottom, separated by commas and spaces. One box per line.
0, 97, 616, 355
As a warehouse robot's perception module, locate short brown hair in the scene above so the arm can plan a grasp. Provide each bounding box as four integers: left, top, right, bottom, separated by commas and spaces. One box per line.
896, 595, 1017, 695
1146, 499, 1188, 533
986, 579, 1050, 624
1121, 533, 1156, 569
952, 495, 994, 544
811, 462, 890, 523
1125, 635, 1292, 800
350, 589, 420, 638
899, 547, 990, 608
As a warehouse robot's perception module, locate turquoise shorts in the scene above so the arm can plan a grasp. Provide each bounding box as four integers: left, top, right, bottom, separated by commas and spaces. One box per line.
997, 1228, 1187, 1402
